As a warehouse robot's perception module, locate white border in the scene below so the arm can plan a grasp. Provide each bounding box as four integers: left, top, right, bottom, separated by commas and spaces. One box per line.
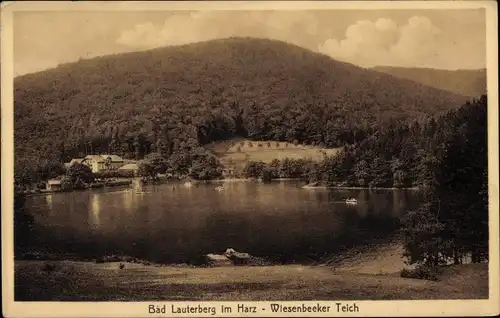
1, 1, 499, 317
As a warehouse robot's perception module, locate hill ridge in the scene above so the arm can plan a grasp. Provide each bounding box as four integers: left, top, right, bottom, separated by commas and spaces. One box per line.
372, 65, 486, 97
14, 37, 470, 171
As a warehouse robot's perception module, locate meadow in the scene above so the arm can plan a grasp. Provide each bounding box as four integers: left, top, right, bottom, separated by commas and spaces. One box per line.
206, 139, 341, 170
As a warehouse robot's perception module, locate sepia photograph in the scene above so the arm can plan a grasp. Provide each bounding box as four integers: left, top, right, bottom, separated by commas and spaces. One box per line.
1, 1, 498, 317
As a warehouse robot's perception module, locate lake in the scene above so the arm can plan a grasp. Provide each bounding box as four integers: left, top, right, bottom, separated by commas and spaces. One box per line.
24, 181, 422, 264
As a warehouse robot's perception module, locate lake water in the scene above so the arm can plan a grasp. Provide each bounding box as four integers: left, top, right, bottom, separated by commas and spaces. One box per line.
24, 181, 422, 264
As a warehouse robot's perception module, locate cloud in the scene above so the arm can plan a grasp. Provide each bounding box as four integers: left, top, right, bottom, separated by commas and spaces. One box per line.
115, 11, 320, 49
318, 16, 442, 68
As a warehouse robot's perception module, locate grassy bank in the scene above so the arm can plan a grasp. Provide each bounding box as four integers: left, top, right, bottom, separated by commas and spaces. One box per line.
14, 239, 488, 301
14, 260, 488, 301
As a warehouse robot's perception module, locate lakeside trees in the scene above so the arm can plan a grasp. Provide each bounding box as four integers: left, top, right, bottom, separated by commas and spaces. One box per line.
238, 96, 489, 270
401, 96, 488, 267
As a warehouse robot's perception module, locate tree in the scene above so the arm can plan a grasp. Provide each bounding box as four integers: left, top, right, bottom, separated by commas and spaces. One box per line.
353, 160, 370, 187
369, 157, 392, 187
138, 161, 156, 180
139, 152, 169, 180
60, 176, 74, 191
66, 163, 94, 185
261, 167, 273, 183
243, 161, 265, 178
401, 96, 488, 267
189, 152, 222, 180
133, 136, 141, 160
14, 189, 35, 253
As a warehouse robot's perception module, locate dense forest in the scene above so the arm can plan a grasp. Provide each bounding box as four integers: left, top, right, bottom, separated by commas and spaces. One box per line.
242, 96, 487, 188
242, 95, 489, 270
373, 66, 487, 97
14, 38, 469, 183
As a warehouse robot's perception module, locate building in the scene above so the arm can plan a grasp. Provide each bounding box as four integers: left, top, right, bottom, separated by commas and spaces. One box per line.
118, 163, 140, 176
78, 154, 125, 173
46, 179, 62, 191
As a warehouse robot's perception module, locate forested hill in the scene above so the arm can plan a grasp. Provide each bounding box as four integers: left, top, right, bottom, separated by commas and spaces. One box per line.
372, 66, 487, 98
15, 37, 468, 168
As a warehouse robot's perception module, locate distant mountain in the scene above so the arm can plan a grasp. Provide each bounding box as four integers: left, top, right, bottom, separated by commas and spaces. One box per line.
14, 37, 470, 168
372, 66, 487, 98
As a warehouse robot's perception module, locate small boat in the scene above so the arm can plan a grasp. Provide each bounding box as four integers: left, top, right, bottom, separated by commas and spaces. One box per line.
183, 181, 194, 188
345, 198, 358, 204
215, 186, 225, 192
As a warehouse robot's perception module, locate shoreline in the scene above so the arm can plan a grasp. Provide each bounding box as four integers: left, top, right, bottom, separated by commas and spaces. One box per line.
23, 177, 420, 197
16, 237, 410, 273
302, 185, 420, 190
14, 247, 488, 301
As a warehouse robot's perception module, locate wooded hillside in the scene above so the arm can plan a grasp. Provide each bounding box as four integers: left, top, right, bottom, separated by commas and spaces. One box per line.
373, 66, 486, 97
15, 37, 469, 175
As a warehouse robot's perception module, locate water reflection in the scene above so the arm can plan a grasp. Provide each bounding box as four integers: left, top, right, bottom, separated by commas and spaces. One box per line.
89, 194, 101, 228
123, 190, 134, 212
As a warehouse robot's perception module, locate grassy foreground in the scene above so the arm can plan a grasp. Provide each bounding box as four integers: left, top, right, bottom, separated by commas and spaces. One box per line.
15, 260, 488, 301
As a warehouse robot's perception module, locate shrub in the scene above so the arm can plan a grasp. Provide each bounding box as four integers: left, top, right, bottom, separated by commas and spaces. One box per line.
36, 182, 47, 190
400, 265, 441, 281
261, 167, 273, 183
73, 177, 87, 190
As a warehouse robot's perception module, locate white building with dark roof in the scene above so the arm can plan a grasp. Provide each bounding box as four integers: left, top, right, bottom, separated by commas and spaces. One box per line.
76, 154, 125, 173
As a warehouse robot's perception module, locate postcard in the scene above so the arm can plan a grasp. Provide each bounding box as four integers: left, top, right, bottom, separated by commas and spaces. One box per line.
1, 1, 498, 317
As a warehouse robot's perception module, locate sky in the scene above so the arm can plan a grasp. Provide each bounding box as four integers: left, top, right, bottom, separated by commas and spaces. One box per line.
13, 9, 486, 76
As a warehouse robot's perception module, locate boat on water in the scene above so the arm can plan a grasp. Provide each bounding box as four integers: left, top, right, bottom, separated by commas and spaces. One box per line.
215, 186, 225, 192
183, 181, 194, 188
345, 198, 358, 204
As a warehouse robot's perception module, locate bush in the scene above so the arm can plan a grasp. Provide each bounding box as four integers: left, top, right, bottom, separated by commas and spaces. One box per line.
36, 182, 47, 190
73, 177, 87, 190
400, 265, 441, 281
261, 167, 273, 183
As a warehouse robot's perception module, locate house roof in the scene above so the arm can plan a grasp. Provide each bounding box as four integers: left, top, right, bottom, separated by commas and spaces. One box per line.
101, 154, 124, 162
84, 155, 105, 163
47, 179, 62, 185
118, 163, 139, 170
